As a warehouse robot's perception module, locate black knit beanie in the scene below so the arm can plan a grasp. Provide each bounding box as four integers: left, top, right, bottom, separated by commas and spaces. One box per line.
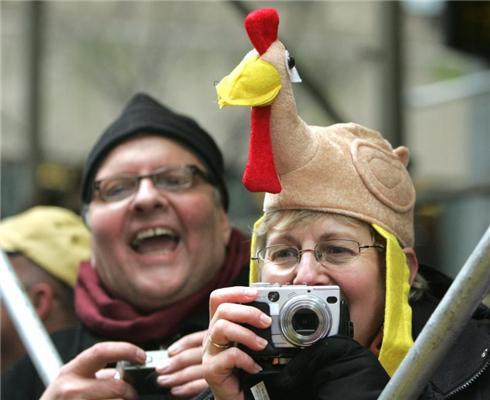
80, 93, 229, 210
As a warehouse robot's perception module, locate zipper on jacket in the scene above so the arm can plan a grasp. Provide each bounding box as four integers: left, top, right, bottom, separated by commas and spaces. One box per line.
445, 348, 489, 399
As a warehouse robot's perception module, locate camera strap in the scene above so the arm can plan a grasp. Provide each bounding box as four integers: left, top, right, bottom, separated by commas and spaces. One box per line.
250, 381, 271, 400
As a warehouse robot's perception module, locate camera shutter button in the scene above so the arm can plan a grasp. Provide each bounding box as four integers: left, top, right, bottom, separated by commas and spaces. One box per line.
268, 291, 280, 302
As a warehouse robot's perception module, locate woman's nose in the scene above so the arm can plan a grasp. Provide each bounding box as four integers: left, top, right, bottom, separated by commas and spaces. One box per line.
292, 251, 332, 285
132, 178, 169, 211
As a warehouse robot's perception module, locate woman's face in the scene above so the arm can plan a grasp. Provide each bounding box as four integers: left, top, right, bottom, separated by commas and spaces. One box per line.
87, 134, 231, 311
260, 213, 385, 347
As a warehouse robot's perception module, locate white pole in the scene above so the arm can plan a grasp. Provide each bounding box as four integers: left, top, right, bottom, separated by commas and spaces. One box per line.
379, 225, 490, 399
0, 250, 63, 385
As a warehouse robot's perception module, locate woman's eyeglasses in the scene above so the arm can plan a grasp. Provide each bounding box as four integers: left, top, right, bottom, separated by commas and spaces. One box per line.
253, 239, 385, 270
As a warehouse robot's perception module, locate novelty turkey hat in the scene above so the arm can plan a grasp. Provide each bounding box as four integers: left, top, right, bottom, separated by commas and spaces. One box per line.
216, 7, 416, 376
80, 93, 229, 210
0, 206, 90, 287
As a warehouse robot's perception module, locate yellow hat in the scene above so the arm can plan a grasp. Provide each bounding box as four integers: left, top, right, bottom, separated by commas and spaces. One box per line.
0, 206, 91, 287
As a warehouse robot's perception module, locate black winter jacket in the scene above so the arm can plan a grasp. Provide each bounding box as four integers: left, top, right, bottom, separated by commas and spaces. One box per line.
413, 265, 489, 399
196, 265, 489, 400
1, 266, 250, 400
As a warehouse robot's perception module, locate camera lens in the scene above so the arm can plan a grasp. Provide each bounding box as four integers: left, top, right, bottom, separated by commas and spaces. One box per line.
291, 309, 319, 335
280, 294, 332, 347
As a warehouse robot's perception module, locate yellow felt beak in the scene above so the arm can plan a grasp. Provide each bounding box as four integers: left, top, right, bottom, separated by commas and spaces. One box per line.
216, 52, 282, 108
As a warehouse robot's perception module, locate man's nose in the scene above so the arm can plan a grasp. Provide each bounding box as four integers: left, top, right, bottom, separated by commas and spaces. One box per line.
292, 251, 332, 285
132, 178, 168, 210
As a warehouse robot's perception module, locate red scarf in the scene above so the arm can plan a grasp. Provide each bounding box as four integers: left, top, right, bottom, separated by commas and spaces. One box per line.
75, 228, 249, 344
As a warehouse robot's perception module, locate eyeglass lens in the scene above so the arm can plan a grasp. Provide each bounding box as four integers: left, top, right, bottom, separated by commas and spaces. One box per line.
95, 165, 201, 202
261, 239, 374, 269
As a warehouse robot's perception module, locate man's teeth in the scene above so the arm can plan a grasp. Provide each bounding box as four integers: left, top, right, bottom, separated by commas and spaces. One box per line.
132, 228, 176, 245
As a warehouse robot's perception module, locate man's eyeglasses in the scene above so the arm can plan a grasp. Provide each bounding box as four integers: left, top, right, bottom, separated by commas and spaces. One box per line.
93, 164, 212, 202
252, 239, 385, 270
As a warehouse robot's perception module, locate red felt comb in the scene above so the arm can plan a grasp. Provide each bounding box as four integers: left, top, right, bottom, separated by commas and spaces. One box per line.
240, 8, 282, 194
245, 8, 279, 54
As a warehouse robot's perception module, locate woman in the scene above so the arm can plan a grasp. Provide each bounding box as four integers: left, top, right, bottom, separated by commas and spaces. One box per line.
200, 122, 489, 400
203, 210, 395, 400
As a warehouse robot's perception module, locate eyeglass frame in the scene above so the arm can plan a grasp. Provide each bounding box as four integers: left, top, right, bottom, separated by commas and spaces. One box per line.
92, 164, 214, 202
251, 239, 385, 269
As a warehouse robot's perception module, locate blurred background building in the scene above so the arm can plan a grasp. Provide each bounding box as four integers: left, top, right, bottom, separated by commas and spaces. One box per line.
1, 0, 489, 279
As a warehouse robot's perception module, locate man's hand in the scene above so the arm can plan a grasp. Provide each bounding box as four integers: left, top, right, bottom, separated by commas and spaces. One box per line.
40, 342, 146, 400
154, 330, 209, 398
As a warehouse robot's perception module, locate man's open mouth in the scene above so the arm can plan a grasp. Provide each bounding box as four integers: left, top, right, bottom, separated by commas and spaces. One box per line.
130, 227, 180, 254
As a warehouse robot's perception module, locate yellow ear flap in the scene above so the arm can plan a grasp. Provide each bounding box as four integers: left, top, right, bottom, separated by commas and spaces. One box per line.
373, 224, 414, 376
249, 215, 265, 284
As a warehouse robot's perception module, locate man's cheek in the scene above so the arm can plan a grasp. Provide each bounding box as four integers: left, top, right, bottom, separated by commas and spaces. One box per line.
181, 209, 213, 231
91, 210, 120, 236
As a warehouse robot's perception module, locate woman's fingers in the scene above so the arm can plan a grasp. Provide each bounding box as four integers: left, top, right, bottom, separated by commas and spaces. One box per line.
203, 346, 263, 399
212, 302, 272, 328
207, 301, 272, 355
209, 286, 258, 317
212, 347, 263, 376
208, 318, 269, 354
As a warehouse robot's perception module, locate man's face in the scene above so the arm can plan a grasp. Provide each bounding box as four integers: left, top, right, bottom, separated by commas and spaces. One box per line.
260, 214, 385, 347
87, 134, 231, 311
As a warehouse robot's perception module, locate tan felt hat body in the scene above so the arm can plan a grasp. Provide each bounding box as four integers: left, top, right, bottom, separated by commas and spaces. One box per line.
264, 122, 416, 247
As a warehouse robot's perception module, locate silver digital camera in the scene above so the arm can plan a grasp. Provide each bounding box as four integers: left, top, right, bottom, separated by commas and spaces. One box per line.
242, 284, 352, 364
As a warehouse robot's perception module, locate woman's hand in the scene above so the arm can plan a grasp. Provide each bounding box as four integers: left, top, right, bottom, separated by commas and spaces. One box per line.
202, 286, 272, 400
40, 342, 146, 400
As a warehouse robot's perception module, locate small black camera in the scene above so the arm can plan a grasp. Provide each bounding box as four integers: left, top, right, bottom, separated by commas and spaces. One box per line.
242, 284, 353, 374
116, 350, 169, 395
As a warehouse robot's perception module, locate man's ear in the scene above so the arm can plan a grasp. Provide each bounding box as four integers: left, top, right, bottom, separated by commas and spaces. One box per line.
27, 282, 55, 322
219, 209, 232, 245
403, 248, 419, 285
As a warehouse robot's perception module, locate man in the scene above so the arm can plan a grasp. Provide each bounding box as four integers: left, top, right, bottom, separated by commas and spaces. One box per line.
3, 93, 250, 400
0, 206, 90, 371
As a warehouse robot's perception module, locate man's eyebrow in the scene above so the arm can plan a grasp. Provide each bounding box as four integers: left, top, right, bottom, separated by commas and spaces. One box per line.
95, 171, 135, 181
